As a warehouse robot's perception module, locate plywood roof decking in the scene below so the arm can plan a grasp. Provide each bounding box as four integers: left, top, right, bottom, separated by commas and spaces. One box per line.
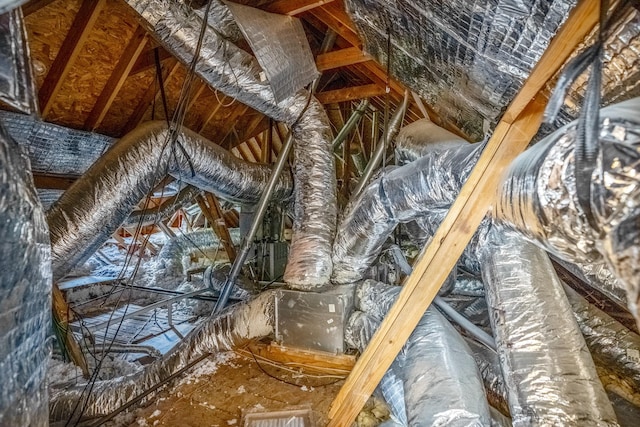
17, 0, 451, 178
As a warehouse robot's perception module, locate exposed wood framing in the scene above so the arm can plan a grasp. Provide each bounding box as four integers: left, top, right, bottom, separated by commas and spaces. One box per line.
32, 173, 77, 190
316, 47, 372, 71
307, 7, 361, 48
266, 0, 336, 15
129, 46, 172, 76
196, 193, 237, 262
316, 83, 386, 104
21, 0, 57, 16
84, 26, 149, 131
38, 0, 107, 118
328, 1, 601, 424
260, 123, 272, 163
52, 284, 89, 378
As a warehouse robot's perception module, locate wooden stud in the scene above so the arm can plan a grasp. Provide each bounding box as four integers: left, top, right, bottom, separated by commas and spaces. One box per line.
261, 122, 272, 163
84, 26, 149, 131
316, 83, 386, 104
247, 138, 262, 162
32, 173, 77, 190
129, 46, 172, 76
266, 0, 336, 15
236, 142, 256, 163
316, 46, 372, 71
195, 193, 237, 262
38, 0, 107, 118
308, 7, 361, 48
52, 284, 89, 378
327, 0, 601, 423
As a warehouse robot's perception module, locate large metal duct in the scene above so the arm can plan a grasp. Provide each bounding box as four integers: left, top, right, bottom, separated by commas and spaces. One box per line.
495, 97, 640, 325
0, 124, 51, 426
50, 290, 275, 421
125, 0, 337, 289
347, 280, 491, 426
47, 121, 292, 281
479, 227, 617, 426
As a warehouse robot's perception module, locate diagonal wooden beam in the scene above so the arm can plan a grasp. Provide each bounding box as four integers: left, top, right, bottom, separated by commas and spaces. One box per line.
308, 7, 361, 48
266, 0, 336, 15
129, 46, 172, 76
196, 193, 237, 262
84, 26, 149, 131
196, 92, 230, 133
316, 83, 386, 104
327, 0, 601, 424
316, 46, 371, 71
32, 173, 78, 190
38, 0, 106, 118
21, 0, 57, 16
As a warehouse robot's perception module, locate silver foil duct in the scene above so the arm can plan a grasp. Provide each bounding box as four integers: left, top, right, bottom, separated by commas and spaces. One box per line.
0, 110, 114, 175
0, 8, 38, 114
0, 0, 27, 14
125, 0, 337, 289
495, 97, 640, 325
47, 121, 292, 281
349, 281, 491, 426
0, 124, 51, 426
50, 290, 275, 421
332, 143, 482, 283
394, 118, 467, 166
122, 185, 200, 228
344, 0, 574, 141
563, 284, 640, 405
479, 227, 617, 426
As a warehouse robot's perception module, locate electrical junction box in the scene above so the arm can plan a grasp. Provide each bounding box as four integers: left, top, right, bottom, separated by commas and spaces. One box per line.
275, 286, 354, 354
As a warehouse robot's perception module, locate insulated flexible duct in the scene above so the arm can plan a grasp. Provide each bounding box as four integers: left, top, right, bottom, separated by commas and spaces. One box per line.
347, 280, 491, 426
0, 124, 51, 426
495, 97, 640, 324
47, 121, 292, 281
50, 290, 275, 421
394, 118, 467, 166
126, 0, 336, 288
122, 185, 200, 228
479, 227, 617, 426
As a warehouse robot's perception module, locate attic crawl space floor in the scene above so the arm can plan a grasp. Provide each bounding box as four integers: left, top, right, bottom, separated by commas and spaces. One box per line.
111, 350, 388, 427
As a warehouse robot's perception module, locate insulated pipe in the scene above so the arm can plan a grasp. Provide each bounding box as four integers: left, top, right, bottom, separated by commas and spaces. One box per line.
50, 290, 275, 421
214, 132, 295, 312
47, 121, 292, 281
350, 280, 491, 426
0, 124, 51, 426
479, 227, 617, 426
126, 0, 337, 288
351, 90, 409, 198
332, 99, 369, 151
122, 184, 200, 228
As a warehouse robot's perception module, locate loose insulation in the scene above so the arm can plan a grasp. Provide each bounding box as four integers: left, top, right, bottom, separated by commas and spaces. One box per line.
344, 0, 574, 140
47, 121, 292, 281
348, 280, 491, 426
0, 124, 51, 426
495, 97, 640, 324
125, 0, 336, 288
50, 290, 275, 420
479, 227, 617, 426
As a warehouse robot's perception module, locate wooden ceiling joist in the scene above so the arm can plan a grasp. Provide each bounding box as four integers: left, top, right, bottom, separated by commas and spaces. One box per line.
316, 83, 386, 104
266, 0, 336, 15
32, 173, 77, 190
307, 7, 361, 48
327, 1, 602, 424
84, 26, 149, 131
21, 0, 56, 16
316, 47, 372, 72
38, 0, 107, 118
129, 47, 173, 76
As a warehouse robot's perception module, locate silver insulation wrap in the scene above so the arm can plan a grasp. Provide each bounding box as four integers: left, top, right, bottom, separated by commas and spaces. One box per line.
479, 227, 617, 426
344, 0, 574, 141
495, 97, 640, 325
0, 8, 37, 114
50, 290, 275, 420
348, 281, 491, 426
0, 0, 27, 14
47, 121, 292, 281
394, 118, 467, 166
563, 284, 640, 405
122, 185, 200, 228
332, 142, 482, 283
126, 0, 337, 288
0, 124, 51, 426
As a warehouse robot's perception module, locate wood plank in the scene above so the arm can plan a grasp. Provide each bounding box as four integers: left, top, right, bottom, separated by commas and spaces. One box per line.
84, 26, 149, 131
308, 7, 361, 48
239, 342, 355, 376
196, 193, 237, 262
21, 0, 56, 16
316, 83, 386, 104
316, 46, 371, 71
121, 59, 179, 134
38, 0, 106, 118
52, 284, 89, 378
328, 0, 600, 423
236, 142, 256, 163
266, 0, 336, 15
32, 173, 77, 190
247, 138, 262, 162
261, 123, 272, 163
129, 46, 172, 76
221, 103, 251, 148
196, 92, 229, 133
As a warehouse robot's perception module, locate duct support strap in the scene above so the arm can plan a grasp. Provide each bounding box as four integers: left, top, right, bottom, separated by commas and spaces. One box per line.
0, 123, 51, 426
50, 290, 275, 421
495, 97, 640, 325
47, 121, 292, 281
126, 0, 337, 289
479, 227, 617, 426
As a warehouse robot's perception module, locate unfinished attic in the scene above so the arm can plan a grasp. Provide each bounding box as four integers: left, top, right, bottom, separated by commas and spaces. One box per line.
2, 0, 640, 425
